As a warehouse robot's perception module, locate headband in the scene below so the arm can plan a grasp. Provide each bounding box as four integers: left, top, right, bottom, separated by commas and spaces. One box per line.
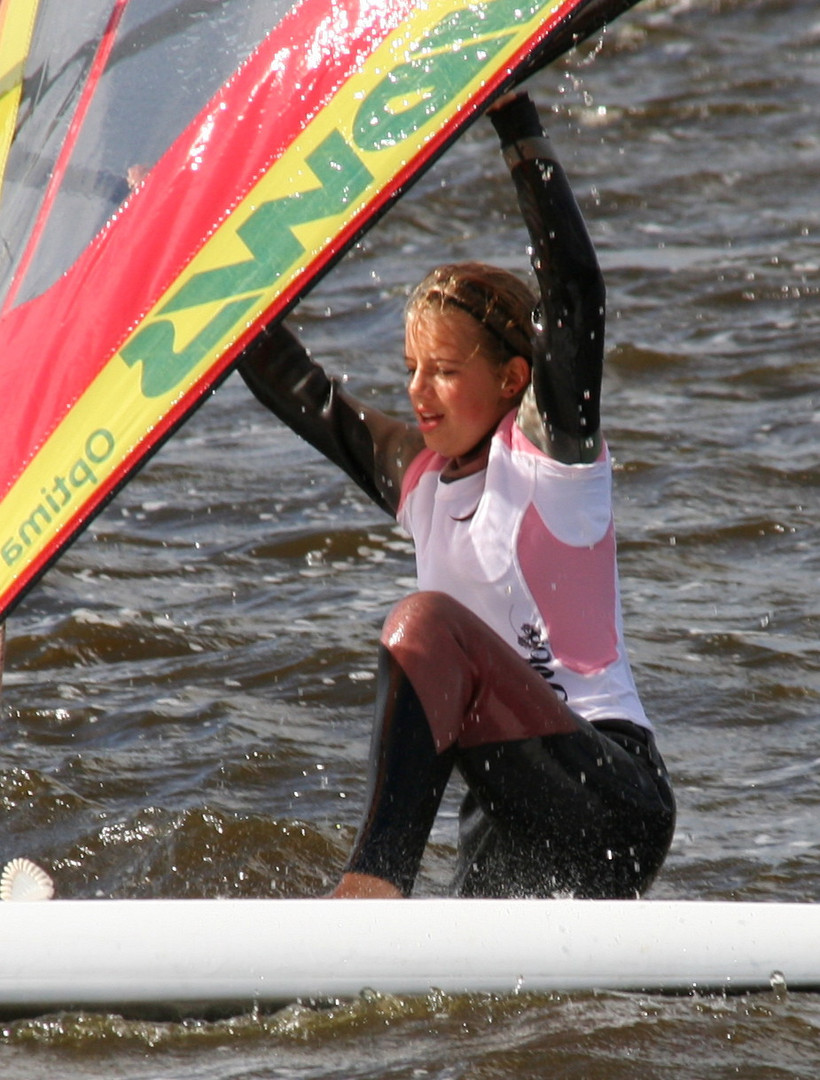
434, 290, 533, 362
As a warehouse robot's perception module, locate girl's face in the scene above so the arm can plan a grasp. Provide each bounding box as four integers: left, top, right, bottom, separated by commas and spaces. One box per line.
405, 307, 527, 466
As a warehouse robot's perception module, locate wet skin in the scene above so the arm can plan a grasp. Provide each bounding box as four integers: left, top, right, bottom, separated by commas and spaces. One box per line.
404, 307, 529, 474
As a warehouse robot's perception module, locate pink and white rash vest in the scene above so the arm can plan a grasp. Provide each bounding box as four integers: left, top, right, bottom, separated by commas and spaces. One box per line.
398, 410, 650, 730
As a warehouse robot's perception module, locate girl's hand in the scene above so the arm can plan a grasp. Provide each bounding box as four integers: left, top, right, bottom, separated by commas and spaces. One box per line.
487, 90, 524, 114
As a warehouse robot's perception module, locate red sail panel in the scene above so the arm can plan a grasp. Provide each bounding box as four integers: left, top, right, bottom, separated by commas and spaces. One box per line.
0, 0, 640, 620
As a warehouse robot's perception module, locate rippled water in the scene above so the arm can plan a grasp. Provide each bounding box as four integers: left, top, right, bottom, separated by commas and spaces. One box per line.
3, 0, 820, 1075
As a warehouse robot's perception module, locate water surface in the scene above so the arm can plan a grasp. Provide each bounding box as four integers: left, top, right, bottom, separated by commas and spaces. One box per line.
3, 0, 819, 1075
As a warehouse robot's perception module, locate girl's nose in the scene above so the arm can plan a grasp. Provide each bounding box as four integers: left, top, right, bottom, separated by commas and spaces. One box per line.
408, 369, 430, 398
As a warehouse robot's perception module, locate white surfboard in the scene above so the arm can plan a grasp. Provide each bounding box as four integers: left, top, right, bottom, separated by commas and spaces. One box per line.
1, 897, 817, 1018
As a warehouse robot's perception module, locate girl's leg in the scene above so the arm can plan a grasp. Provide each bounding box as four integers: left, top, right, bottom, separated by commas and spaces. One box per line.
339, 641, 457, 896
453, 721, 675, 898
340, 591, 674, 898
380, 591, 582, 752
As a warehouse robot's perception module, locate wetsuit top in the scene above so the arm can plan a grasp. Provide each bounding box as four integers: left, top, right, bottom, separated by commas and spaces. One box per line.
239, 93, 649, 729
397, 411, 648, 726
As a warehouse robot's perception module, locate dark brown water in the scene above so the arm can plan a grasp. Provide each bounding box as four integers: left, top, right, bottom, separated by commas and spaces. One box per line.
3, 0, 820, 1075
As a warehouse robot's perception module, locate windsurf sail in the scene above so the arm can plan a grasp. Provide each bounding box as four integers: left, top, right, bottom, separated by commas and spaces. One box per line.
0, 0, 641, 621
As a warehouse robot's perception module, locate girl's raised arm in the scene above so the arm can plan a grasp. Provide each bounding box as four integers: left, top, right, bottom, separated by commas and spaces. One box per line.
491, 94, 605, 465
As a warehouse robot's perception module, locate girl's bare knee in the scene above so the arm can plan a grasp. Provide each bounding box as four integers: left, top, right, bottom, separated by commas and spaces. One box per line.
381, 591, 464, 648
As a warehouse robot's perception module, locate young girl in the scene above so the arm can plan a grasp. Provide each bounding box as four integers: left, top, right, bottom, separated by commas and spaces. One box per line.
239, 92, 675, 900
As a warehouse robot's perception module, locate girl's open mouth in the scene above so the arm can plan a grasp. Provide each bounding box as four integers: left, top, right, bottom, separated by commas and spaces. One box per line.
416, 411, 443, 433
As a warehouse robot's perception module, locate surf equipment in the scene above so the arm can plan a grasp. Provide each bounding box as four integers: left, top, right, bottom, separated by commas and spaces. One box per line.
0, 0, 643, 622
0, 896, 818, 1018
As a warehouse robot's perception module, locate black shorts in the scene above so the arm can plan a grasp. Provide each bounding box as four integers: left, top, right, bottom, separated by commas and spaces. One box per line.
451, 719, 676, 899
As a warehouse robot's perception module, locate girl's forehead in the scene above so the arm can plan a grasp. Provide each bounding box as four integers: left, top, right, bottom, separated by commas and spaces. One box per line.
405, 306, 483, 350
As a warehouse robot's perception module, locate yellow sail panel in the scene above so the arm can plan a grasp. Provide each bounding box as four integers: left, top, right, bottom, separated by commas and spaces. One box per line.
0, 0, 641, 618
0, 0, 42, 202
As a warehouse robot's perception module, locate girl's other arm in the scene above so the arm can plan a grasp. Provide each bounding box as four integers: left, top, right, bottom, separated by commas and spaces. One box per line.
238, 322, 421, 516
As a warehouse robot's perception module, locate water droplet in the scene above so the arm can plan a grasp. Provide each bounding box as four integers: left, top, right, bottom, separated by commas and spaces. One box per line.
770, 970, 788, 996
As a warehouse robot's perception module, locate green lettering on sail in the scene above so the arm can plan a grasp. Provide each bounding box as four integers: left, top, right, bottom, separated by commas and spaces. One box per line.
353, 0, 545, 152
120, 0, 548, 400
122, 130, 373, 398
2, 429, 116, 567
120, 298, 255, 400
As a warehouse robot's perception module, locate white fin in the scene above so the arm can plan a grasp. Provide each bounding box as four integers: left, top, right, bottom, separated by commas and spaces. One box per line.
0, 858, 55, 902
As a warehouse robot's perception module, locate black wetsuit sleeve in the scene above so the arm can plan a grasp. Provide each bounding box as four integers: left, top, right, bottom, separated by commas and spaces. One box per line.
237, 322, 422, 517
491, 95, 605, 464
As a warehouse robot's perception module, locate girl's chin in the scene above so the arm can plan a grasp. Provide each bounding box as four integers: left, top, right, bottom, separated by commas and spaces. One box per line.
422, 436, 484, 465
421, 432, 455, 456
